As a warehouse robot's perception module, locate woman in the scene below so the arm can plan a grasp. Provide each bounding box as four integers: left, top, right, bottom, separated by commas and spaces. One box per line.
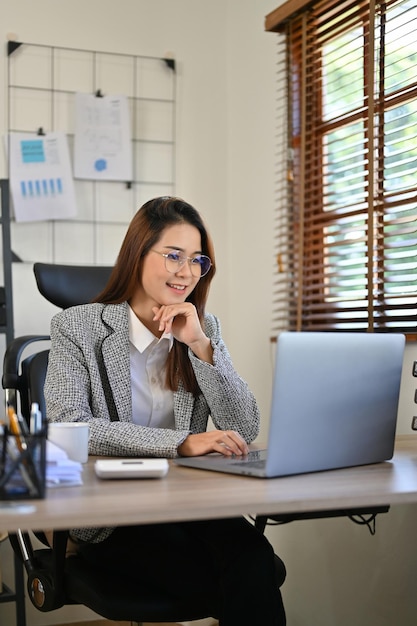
44, 196, 286, 625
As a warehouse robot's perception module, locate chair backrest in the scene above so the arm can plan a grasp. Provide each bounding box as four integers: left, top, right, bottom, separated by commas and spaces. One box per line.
33, 262, 113, 309
3, 264, 113, 423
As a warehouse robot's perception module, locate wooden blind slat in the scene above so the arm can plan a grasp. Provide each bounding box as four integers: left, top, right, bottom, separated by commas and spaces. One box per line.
269, 0, 417, 338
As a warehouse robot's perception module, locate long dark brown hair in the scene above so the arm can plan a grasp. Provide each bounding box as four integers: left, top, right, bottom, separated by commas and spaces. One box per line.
93, 196, 216, 395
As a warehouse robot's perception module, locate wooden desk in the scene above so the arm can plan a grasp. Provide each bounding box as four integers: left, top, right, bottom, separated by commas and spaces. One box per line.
1, 434, 417, 532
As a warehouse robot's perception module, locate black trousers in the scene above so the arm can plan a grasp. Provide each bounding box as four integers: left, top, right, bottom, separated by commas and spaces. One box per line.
78, 516, 286, 626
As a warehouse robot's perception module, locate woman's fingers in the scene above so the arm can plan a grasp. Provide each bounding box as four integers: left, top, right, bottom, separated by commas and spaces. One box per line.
215, 431, 249, 456
177, 431, 249, 457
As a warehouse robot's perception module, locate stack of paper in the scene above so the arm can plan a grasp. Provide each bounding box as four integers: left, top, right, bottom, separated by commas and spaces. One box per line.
46, 440, 83, 487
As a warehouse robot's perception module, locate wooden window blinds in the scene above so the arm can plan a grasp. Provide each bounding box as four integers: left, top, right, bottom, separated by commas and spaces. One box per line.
266, 0, 417, 339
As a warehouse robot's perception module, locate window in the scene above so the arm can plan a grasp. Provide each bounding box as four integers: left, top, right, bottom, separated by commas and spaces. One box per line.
266, 0, 417, 339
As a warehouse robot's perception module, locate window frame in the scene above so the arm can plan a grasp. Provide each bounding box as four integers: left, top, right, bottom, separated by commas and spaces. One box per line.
266, 0, 417, 341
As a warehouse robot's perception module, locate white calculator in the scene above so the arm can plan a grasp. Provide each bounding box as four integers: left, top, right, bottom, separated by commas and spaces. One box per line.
94, 458, 169, 479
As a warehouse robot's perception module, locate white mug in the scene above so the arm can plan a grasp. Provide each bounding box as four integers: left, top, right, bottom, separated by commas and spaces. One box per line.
47, 422, 90, 463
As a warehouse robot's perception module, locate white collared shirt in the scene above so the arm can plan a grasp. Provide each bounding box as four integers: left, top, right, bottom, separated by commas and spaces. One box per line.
128, 305, 175, 428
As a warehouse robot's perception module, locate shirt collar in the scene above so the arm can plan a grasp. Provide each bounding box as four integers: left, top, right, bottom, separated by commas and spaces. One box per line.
127, 304, 174, 353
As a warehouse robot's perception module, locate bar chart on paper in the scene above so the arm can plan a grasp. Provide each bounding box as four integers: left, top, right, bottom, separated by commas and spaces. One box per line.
20, 178, 64, 197
9, 132, 77, 222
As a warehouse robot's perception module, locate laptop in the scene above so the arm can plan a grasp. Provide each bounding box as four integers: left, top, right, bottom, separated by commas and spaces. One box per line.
174, 332, 405, 478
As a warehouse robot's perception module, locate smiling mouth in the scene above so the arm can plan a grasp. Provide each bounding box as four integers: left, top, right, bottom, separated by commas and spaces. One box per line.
167, 283, 186, 291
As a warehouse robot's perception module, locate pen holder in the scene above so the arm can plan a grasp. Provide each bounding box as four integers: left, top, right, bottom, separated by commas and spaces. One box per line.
0, 426, 47, 500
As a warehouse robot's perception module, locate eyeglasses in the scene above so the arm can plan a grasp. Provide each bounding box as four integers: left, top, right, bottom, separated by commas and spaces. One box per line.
151, 249, 212, 277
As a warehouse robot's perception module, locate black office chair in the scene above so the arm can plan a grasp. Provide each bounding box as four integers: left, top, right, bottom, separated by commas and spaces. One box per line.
3, 263, 113, 433
3, 262, 286, 625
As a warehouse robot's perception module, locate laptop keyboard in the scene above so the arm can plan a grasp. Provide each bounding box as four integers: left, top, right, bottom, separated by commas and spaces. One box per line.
232, 459, 266, 469
231, 450, 266, 469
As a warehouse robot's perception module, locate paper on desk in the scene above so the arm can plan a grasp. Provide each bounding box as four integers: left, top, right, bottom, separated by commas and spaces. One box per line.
46, 440, 83, 487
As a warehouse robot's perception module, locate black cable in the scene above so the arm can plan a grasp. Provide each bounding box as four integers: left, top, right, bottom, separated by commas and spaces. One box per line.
348, 514, 377, 536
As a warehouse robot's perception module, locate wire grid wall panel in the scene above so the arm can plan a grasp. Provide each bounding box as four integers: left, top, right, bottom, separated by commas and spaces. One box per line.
7, 42, 177, 266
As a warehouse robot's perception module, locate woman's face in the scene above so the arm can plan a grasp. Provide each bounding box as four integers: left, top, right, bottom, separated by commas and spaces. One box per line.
138, 222, 203, 310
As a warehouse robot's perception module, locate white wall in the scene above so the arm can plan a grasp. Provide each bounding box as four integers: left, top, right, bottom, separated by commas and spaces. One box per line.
1, 0, 417, 625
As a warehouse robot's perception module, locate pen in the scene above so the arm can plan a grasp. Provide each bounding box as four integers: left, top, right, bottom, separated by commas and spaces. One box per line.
30, 402, 42, 434
7, 406, 26, 452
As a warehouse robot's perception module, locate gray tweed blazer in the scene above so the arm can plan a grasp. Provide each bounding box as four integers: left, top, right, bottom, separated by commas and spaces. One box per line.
44, 301, 260, 543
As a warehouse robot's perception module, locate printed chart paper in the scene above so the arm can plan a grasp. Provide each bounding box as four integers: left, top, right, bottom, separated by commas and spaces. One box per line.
74, 93, 133, 181
9, 132, 77, 222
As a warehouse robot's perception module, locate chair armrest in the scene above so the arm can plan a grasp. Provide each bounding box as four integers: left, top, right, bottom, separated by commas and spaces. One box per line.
2, 335, 50, 391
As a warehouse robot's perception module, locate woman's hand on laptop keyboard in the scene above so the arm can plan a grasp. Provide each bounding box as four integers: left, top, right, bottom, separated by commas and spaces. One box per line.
177, 430, 249, 457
